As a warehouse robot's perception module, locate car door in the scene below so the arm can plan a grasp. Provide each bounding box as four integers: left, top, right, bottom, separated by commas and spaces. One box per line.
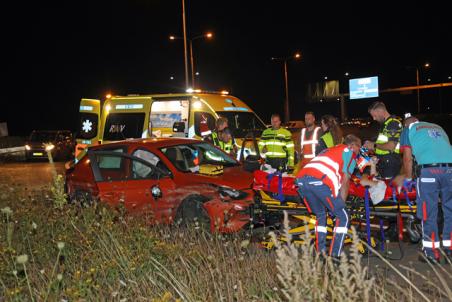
88, 150, 177, 224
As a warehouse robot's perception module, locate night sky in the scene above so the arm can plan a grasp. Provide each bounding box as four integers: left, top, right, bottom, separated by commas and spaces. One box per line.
2, 1, 451, 136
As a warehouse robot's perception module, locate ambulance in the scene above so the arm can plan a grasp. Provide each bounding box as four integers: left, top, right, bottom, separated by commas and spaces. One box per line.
75, 90, 266, 160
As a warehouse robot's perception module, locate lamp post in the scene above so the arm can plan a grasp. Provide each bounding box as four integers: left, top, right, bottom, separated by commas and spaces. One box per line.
170, 32, 213, 89
408, 63, 430, 113
271, 52, 301, 123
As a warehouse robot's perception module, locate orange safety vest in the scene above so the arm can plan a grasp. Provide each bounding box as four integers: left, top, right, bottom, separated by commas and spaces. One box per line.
300, 127, 321, 160
297, 144, 356, 197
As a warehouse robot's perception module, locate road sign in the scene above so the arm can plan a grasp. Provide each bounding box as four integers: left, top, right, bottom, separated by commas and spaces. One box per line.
349, 76, 379, 100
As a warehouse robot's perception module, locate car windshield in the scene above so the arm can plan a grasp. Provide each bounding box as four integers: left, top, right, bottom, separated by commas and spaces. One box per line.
217, 111, 266, 138
160, 142, 239, 173
30, 131, 57, 142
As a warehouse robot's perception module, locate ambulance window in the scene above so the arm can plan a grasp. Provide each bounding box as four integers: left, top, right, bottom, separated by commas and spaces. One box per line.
194, 112, 216, 136
103, 113, 145, 141
77, 113, 98, 140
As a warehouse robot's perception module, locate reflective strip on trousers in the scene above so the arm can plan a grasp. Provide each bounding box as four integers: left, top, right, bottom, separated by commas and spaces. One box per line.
443, 240, 451, 247
316, 226, 327, 233
334, 227, 348, 234
423, 240, 440, 248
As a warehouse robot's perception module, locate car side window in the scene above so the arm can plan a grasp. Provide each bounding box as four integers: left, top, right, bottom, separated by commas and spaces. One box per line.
131, 149, 169, 179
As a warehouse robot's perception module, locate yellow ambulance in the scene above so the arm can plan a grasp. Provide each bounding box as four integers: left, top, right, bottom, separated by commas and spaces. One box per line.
75, 91, 266, 159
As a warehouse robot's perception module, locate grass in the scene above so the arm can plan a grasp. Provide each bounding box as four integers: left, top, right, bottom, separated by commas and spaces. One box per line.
0, 178, 451, 301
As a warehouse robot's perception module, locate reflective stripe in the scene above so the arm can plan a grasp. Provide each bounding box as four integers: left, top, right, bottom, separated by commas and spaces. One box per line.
421, 178, 436, 183
304, 162, 340, 196
265, 151, 287, 157
334, 226, 348, 234
316, 226, 327, 233
286, 143, 295, 147
443, 240, 451, 247
201, 130, 212, 136
422, 240, 440, 248
312, 156, 341, 183
263, 141, 287, 146
395, 142, 400, 151
301, 127, 321, 157
304, 154, 315, 159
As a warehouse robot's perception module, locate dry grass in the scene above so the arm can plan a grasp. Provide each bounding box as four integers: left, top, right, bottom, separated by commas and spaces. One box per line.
0, 181, 451, 301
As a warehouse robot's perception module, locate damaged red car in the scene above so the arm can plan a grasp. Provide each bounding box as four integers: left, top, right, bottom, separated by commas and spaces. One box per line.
65, 138, 255, 233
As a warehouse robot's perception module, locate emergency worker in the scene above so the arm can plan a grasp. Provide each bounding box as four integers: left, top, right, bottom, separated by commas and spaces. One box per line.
300, 111, 322, 167
364, 101, 402, 178
259, 113, 294, 171
316, 115, 343, 155
397, 113, 452, 264
217, 127, 237, 156
296, 134, 361, 258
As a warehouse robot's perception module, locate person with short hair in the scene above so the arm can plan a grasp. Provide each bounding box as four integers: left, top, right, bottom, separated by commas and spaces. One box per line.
300, 111, 322, 167
296, 134, 362, 258
396, 113, 452, 264
259, 113, 295, 171
364, 101, 403, 178
217, 127, 237, 156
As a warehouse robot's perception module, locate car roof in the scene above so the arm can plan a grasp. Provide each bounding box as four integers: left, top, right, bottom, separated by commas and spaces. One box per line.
90, 137, 202, 150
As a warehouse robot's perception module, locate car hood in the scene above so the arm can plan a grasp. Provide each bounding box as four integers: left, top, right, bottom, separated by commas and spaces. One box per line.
188, 165, 254, 190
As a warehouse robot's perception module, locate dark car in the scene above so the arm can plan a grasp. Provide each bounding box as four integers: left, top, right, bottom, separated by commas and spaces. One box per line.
25, 130, 75, 161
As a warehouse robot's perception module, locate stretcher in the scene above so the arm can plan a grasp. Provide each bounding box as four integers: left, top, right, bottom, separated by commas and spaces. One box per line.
251, 170, 421, 253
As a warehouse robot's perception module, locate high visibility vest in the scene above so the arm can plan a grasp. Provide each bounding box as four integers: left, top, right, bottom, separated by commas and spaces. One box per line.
375, 116, 402, 155
212, 131, 233, 154
301, 127, 321, 159
298, 144, 356, 197
321, 131, 335, 148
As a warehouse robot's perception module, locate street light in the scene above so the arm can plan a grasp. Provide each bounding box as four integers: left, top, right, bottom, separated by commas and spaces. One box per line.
169, 32, 213, 88
271, 52, 302, 123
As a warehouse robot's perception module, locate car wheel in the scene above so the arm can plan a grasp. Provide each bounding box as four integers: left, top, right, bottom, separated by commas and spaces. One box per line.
175, 196, 211, 231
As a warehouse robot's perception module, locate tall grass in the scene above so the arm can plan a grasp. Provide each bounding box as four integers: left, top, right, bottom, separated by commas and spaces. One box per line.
0, 182, 451, 301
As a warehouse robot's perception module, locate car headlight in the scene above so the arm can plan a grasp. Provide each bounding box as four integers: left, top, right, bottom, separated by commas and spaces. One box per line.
25, 145, 31, 150
45, 144, 55, 151
218, 186, 248, 200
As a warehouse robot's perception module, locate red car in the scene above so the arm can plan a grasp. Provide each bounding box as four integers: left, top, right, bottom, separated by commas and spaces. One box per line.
65, 138, 255, 233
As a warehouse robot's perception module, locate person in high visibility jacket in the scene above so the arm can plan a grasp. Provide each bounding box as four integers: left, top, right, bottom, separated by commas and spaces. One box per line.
300, 111, 322, 168
203, 117, 228, 144
396, 113, 452, 264
364, 101, 402, 179
316, 115, 343, 155
216, 127, 237, 156
296, 134, 361, 258
259, 113, 294, 171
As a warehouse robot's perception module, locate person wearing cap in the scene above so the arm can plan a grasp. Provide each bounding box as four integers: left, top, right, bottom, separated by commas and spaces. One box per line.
397, 113, 452, 263
364, 101, 403, 179
296, 134, 361, 259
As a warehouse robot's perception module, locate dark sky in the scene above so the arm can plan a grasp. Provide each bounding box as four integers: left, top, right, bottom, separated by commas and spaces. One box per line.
2, 1, 451, 135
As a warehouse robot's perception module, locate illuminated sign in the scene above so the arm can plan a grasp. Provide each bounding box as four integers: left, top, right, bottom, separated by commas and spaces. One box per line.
115, 104, 144, 110
349, 76, 379, 99
80, 105, 93, 111
223, 107, 248, 111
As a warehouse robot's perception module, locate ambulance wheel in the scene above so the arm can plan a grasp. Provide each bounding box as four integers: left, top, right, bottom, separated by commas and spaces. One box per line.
175, 196, 211, 231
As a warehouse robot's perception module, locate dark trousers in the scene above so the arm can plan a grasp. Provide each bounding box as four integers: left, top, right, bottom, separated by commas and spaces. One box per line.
266, 157, 288, 171
296, 175, 349, 257
416, 167, 452, 258
376, 153, 402, 179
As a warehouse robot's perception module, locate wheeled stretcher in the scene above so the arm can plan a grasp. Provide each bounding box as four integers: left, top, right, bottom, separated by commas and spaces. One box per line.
251, 170, 421, 253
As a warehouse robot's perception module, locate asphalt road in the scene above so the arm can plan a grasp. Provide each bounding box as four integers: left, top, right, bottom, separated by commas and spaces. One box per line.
0, 160, 450, 294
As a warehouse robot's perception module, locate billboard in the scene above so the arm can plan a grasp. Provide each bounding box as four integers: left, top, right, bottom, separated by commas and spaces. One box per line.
349, 76, 379, 99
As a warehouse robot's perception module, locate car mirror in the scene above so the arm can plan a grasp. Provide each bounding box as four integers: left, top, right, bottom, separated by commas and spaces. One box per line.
172, 122, 185, 133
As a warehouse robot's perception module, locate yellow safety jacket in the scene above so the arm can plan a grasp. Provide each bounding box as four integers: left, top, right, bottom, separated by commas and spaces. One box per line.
375, 116, 402, 155
212, 131, 234, 154
258, 127, 295, 166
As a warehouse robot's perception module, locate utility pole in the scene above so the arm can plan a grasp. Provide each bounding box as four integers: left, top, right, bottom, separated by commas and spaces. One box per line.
283, 60, 290, 123
182, 0, 189, 89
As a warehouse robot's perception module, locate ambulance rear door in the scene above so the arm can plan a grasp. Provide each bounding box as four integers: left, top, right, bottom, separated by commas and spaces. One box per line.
76, 98, 101, 159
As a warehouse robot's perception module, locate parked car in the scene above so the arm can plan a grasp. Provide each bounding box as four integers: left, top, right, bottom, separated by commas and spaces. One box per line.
65, 138, 255, 233
25, 130, 75, 161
